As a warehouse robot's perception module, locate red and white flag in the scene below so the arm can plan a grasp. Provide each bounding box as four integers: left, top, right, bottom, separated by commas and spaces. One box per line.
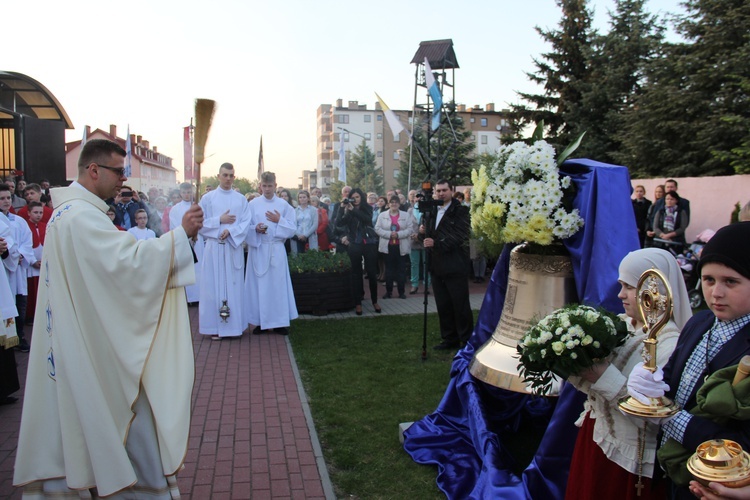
183, 126, 194, 180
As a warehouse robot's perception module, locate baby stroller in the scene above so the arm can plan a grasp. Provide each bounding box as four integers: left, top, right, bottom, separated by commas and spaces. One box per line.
651, 237, 705, 309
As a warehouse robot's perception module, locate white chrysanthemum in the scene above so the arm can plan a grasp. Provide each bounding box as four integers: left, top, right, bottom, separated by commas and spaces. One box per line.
581, 335, 593, 346
560, 314, 571, 328
570, 352, 578, 359
568, 325, 585, 338
561, 176, 572, 189
593, 341, 601, 348
604, 316, 616, 332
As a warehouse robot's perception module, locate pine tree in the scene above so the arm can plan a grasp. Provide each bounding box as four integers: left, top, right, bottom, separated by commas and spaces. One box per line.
511, 0, 596, 149
575, 0, 665, 164
617, 0, 750, 176
395, 111, 474, 192
346, 142, 384, 195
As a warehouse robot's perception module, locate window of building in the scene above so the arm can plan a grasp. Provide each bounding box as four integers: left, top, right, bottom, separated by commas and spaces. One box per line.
393, 169, 400, 178
336, 114, 349, 124
470, 117, 475, 123
394, 133, 400, 142
393, 151, 400, 160
377, 133, 383, 139
481, 118, 488, 127
481, 135, 488, 144
364, 114, 371, 123
377, 151, 383, 157
471, 135, 476, 141
377, 115, 383, 121
364, 133, 371, 140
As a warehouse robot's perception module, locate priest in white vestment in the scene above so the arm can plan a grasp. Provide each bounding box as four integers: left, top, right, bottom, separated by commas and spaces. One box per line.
14, 139, 204, 499
244, 171, 298, 334
198, 163, 252, 339
169, 182, 204, 304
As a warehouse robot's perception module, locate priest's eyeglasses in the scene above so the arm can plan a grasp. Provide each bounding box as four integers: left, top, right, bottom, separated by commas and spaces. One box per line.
90, 163, 126, 178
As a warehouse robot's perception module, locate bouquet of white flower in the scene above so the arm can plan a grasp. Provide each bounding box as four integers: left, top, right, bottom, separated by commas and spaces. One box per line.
470, 127, 585, 249
516, 305, 628, 395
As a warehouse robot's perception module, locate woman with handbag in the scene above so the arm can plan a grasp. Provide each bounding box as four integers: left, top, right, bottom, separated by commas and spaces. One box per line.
334, 187, 381, 315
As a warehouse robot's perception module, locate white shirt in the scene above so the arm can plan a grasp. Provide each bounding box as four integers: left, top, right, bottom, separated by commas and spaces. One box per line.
435, 199, 451, 228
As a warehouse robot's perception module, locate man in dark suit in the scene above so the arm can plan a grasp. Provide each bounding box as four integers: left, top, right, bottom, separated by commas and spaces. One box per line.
420, 179, 473, 350
628, 222, 750, 499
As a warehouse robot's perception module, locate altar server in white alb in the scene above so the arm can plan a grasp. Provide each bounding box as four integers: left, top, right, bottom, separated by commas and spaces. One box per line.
14, 139, 204, 498
199, 163, 252, 339
169, 181, 203, 304
244, 171, 298, 335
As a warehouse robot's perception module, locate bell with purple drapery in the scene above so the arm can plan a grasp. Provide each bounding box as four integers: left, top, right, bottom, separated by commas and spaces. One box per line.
403, 159, 640, 499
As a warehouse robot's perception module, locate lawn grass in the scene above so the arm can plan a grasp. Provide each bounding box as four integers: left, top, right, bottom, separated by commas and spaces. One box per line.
290, 313, 457, 499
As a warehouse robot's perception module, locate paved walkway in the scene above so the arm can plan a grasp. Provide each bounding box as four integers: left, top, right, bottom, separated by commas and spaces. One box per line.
0, 278, 489, 499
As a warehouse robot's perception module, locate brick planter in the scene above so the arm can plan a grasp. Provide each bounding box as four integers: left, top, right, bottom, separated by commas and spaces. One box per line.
291, 271, 355, 316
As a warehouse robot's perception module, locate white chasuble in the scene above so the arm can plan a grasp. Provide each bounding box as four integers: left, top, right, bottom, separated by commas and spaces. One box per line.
169, 200, 203, 303
14, 186, 196, 498
198, 188, 251, 337
244, 195, 298, 330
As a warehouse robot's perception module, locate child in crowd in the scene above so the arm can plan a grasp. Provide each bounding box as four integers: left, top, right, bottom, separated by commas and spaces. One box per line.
127, 209, 156, 240
25, 201, 45, 325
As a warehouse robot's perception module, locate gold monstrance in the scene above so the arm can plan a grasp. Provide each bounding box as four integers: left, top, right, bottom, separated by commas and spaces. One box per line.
619, 268, 681, 418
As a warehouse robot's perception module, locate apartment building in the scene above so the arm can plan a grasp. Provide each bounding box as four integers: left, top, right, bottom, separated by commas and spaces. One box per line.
315, 99, 512, 194
65, 125, 178, 196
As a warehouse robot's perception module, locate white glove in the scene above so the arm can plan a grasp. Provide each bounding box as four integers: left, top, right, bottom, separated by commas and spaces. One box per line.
627, 362, 670, 405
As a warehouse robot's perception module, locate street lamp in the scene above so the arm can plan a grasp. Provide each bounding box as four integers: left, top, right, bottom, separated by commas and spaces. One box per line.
338, 127, 370, 192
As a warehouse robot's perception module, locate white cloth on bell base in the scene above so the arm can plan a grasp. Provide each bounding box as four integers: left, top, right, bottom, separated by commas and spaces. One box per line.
169, 200, 203, 303
198, 188, 252, 337
244, 195, 298, 330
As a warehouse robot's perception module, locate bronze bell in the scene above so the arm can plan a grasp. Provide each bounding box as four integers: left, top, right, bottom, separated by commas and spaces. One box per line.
469, 243, 576, 395
219, 300, 230, 322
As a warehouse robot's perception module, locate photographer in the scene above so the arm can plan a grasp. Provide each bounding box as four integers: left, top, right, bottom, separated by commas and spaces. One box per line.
419, 179, 473, 350
112, 186, 147, 230
334, 187, 381, 315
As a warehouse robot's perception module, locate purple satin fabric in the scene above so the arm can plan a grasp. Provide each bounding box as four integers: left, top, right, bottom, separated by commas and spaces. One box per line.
403, 160, 640, 499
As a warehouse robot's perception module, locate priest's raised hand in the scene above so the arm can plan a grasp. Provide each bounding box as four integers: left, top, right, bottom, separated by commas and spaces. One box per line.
181, 203, 204, 238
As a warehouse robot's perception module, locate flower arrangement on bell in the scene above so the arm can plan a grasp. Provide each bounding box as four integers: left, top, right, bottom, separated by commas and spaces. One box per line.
517, 305, 628, 395
470, 125, 585, 251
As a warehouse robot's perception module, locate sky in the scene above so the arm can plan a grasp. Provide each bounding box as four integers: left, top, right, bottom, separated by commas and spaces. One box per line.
5, 0, 684, 188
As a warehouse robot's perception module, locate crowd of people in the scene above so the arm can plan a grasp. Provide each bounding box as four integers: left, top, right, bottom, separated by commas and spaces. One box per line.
2, 141, 750, 499
631, 178, 694, 251
0, 137, 485, 496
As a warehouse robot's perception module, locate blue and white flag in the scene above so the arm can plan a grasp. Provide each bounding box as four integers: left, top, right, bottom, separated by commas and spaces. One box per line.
338, 131, 346, 182
124, 124, 132, 178
424, 57, 443, 131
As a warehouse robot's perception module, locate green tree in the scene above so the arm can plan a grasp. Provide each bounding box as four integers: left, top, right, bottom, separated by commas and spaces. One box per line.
574, 0, 665, 164
617, 0, 750, 176
345, 142, 383, 194
395, 110, 475, 191
511, 0, 597, 149
200, 176, 257, 195
327, 177, 345, 202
